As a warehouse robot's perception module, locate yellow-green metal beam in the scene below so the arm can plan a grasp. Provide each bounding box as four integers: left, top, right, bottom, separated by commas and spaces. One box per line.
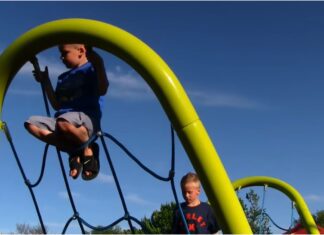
0, 18, 252, 233
233, 176, 319, 234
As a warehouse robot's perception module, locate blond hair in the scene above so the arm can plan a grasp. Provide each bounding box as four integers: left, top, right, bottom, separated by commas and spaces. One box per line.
181, 172, 201, 189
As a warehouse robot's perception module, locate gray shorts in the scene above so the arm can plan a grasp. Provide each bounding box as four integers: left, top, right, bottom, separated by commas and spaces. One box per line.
25, 112, 97, 137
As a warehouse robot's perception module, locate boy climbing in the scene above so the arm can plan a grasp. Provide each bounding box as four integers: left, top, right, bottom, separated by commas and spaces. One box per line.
25, 44, 109, 180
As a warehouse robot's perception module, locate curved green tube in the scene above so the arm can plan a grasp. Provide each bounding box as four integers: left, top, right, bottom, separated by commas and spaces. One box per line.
0, 18, 252, 233
233, 176, 319, 234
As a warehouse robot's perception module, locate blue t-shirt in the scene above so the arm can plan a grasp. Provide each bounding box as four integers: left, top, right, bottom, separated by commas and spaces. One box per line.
54, 62, 103, 124
172, 202, 219, 234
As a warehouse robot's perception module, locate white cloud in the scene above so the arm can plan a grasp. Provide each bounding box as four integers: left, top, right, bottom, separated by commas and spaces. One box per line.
125, 193, 155, 206
18, 62, 34, 76
305, 194, 324, 202
107, 66, 263, 109
107, 70, 154, 101
188, 90, 264, 109
97, 172, 114, 184
19, 55, 64, 78
9, 54, 264, 110
6, 55, 65, 98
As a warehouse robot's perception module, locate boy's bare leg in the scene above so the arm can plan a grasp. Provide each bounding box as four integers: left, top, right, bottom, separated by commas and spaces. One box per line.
25, 121, 94, 178
25, 122, 87, 151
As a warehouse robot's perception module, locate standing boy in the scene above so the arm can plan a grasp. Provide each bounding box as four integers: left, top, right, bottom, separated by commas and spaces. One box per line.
172, 172, 220, 234
25, 44, 109, 180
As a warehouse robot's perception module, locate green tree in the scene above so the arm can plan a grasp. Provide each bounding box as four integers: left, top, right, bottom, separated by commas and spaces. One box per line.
238, 189, 272, 234
91, 225, 123, 234
16, 223, 46, 234
141, 202, 176, 234
91, 225, 142, 234
314, 210, 324, 227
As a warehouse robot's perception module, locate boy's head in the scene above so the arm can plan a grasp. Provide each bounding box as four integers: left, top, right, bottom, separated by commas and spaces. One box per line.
58, 44, 89, 68
181, 172, 201, 206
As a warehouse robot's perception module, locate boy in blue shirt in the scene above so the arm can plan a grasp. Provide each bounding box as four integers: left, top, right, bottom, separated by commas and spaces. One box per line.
172, 172, 220, 234
25, 44, 109, 180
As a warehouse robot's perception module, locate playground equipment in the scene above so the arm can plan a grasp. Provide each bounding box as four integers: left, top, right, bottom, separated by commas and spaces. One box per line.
0, 18, 319, 234
233, 176, 319, 234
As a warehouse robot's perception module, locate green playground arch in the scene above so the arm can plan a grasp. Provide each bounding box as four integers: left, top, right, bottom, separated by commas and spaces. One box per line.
233, 176, 319, 234
0, 18, 318, 234
0, 18, 250, 233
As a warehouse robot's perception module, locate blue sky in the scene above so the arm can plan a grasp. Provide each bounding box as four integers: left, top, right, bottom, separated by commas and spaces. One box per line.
1, 1, 324, 233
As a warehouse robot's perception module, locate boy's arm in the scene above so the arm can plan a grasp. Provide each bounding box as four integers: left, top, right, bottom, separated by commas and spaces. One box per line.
33, 66, 60, 110
87, 49, 109, 96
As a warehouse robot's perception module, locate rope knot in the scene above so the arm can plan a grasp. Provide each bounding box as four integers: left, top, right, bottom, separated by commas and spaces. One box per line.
73, 212, 79, 220
25, 179, 31, 187
169, 170, 175, 179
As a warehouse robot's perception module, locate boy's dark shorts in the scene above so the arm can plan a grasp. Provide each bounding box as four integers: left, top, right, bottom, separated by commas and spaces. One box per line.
25, 112, 98, 137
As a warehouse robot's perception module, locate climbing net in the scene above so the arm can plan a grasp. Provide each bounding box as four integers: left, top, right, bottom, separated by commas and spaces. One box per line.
0, 57, 189, 234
